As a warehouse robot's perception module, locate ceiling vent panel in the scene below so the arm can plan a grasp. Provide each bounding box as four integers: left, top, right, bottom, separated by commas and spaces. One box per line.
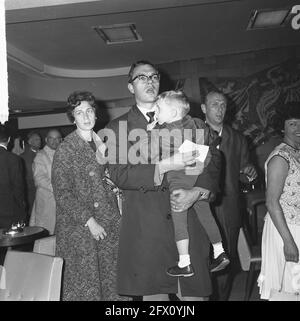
93, 23, 142, 44
247, 8, 292, 30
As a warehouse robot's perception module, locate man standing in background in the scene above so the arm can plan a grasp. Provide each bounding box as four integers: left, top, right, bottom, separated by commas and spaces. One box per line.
0, 124, 26, 229
30, 128, 62, 234
201, 90, 257, 301
20, 131, 42, 223
0, 125, 26, 264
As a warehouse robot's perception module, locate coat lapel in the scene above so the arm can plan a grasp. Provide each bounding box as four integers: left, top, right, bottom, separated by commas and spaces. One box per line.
127, 105, 148, 131
219, 125, 230, 151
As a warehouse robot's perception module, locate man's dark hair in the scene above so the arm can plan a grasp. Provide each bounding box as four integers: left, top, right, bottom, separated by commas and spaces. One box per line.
0, 125, 10, 143
128, 60, 158, 83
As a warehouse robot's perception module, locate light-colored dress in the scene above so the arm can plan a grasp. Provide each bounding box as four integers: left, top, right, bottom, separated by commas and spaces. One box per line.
30, 145, 56, 234
258, 143, 300, 300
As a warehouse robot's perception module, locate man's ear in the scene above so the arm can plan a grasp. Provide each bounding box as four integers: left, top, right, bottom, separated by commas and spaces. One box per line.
172, 108, 178, 118
201, 104, 206, 115
128, 82, 134, 95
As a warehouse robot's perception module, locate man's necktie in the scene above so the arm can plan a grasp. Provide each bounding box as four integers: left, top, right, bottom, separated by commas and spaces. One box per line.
146, 111, 155, 124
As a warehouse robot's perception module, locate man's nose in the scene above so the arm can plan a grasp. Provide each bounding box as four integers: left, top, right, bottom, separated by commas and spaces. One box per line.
217, 105, 225, 112
147, 77, 154, 83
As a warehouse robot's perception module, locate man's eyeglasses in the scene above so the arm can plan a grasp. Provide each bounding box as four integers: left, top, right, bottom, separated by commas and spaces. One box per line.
130, 73, 160, 83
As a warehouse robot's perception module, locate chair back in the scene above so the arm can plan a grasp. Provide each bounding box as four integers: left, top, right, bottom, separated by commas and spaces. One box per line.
0, 250, 63, 301
238, 228, 252, 271
33, 235, 56, 256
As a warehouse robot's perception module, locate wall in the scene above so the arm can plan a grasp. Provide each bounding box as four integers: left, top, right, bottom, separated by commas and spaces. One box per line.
8, 45, 300, 131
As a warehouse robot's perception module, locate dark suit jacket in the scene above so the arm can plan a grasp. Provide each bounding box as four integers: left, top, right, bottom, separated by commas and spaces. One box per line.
20, 146, 37, 214
102, 106, 212, 297
211, 125, 251, 255
0, 146, 26, 229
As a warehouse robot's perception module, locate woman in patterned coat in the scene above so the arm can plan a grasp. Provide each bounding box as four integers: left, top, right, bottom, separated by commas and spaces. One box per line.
52, 91, 127, 301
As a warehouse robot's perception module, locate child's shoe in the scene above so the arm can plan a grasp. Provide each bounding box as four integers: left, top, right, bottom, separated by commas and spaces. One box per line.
167, 264, 194, 277
210, 252, 230, 272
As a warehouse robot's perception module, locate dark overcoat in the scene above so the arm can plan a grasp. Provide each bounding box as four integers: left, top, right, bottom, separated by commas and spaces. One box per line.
20, 147, 37, 216
52, 131, 127, 301
212, 125, 251, 257
103, 106, 212, 297
0, 146, 26, 228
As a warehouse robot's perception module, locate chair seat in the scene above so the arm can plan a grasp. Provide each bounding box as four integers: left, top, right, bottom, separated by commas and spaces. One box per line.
0, 250, 63, 301
238, 227, 262, 301
33, 235, 56, 256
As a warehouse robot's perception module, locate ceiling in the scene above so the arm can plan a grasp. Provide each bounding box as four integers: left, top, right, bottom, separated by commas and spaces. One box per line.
5, 0, 300, 115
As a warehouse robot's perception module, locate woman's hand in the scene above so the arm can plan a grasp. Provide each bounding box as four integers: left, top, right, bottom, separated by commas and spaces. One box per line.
86, 217, 107, 241
170, 187, 203, 212
283, 239, 299, 263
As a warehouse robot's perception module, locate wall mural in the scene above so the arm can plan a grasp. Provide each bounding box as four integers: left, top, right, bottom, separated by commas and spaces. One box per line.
199, 59, 300, 149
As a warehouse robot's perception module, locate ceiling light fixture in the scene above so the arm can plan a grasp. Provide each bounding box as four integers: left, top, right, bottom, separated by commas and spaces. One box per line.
93, 23, 142, 44
247, 7, 292, 30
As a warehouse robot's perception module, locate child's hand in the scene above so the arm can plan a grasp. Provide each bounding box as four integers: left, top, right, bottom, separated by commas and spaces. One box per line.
198, 188, 211, 201
185, 161, 204, 175
147, 120, 158, 131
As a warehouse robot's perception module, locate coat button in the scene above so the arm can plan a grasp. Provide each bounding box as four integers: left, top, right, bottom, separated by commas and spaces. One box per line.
94, 202, 99, 208
89, 171, 95, 176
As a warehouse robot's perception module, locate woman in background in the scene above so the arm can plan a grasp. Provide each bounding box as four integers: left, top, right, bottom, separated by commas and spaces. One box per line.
52, 91, 127, 301
258, 102, 300, 300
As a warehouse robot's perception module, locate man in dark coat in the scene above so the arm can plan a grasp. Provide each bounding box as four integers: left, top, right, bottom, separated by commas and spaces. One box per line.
0, 125, 26, 229
20, 131, 41, 222
101, 61, 215, 300
201, 90, 258, 300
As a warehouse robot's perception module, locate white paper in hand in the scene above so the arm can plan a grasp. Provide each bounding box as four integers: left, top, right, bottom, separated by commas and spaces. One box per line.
178, 139, 209, 162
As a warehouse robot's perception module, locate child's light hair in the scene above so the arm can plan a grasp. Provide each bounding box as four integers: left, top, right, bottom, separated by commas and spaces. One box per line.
157, 90, 190, 118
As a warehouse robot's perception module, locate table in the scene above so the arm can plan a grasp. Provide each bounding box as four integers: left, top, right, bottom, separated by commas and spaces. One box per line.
0, 226, 49, 248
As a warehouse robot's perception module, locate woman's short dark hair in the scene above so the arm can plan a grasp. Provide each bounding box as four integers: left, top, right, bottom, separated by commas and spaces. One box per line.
67, 91, 97, 122
276, 102, 300, 131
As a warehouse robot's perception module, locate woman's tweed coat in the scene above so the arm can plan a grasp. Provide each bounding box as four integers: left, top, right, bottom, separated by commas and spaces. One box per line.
52, 130, 126, 301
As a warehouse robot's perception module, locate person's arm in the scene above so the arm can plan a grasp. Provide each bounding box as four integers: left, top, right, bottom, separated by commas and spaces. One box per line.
266, 155, 299, 262
239, 135, 258, 181
32, 153, 53, 192
193, 145, 222, 196
98, 124, 158, 191
98, 124, 198, 191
